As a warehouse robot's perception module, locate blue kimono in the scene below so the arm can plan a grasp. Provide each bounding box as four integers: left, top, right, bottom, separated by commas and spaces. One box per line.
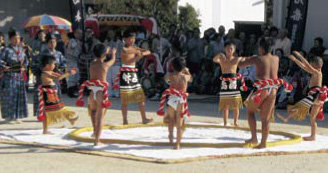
0, 45, 28, 119
31, 48, 67, 116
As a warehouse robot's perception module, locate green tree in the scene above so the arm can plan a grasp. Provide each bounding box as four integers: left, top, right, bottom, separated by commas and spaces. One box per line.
94, 0, 200, 34
178, 3, 201, 30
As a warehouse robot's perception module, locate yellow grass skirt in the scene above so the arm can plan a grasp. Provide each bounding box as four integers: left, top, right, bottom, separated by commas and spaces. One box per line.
46, 108, 77, 126
120, 89, 145, 104
219, 97, 243, 110
287, 103, 310, 121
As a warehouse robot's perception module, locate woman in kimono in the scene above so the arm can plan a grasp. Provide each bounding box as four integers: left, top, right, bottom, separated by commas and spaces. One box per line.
0, 29, 28, 124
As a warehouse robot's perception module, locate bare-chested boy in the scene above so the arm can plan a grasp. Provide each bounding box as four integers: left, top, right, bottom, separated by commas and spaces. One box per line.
213, 41, 247, 126
238, 37, 281, 148
277, 51, 325, 141
157, 57, 192, 150
76, 43, 116, 146
38, 55, 78, 134
113, 29, 153, 125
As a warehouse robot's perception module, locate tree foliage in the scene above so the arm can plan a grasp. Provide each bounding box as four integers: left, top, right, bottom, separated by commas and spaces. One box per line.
94, 0, 200, 34
178, 3, 201, 31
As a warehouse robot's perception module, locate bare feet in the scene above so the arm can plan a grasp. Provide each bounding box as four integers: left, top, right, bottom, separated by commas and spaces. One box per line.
91, 133, 95, 137
234, 123, 239, 127
94, 141, 105, 147
69, 117, 79, 126
224, 123, 228, 126
277, 113, 288, 123
245, 138, 258, 144
168, 134, 173, 144
142, 118, 153, 124
254, 142, 266, 149
303, 136, 316, 141
174, 144, 180, 150
43, 131, 53, 135
123, 120, 128, 125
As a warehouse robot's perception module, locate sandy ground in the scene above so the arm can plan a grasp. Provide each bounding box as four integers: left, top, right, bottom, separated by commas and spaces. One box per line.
0, 93, 328, 173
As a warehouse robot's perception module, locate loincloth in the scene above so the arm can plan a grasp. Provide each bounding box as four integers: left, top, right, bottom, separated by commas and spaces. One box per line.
157, 88, 189, 119
244, 78, 293, 106
76, 80, 112, 108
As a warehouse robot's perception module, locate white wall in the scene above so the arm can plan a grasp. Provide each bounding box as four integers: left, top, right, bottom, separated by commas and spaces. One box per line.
303, 1, 328, 51
220, 0, 265, 30
272, 0, 289, 28
178, 0, 265, 34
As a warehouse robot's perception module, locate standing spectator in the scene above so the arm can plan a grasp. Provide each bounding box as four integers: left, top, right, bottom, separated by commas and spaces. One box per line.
0, 32, 5, 53
53, 31, 65, 55
218, 25, 226, 38
151, 33, 171, 63
177, 29, 187, 54
237, 32, 246, 56
107, 30, 123, 98
270, 26, 279, 43
309, 37, 326, 57
323, 50, 328, 112
0, 29, 28, 124
245, 34, 258, 56
226, 29, 242, 55
207, 33, 224, 59
79, 28, 100, 85
31, 30, 47, 55
186, 30, 193, 40
166, 24, 178, 44
43, 34, 67, 73
273, 29, 292, 56
66, 29, 82, 98
262, 27, 270, 38
187, 28, 205, 76
21, 38, 33, 91
322, 50, 328, 88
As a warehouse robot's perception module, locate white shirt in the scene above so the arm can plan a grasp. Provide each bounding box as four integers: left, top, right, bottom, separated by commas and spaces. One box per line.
273, 37, 292, 56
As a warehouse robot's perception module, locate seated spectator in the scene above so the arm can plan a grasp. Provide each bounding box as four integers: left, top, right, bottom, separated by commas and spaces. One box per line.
270, 26, 279, 43
309, 37, 326, 57
273, 29, 292, 56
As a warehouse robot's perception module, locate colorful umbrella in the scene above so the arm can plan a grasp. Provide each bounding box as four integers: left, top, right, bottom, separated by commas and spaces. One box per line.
23, 14, 71, 30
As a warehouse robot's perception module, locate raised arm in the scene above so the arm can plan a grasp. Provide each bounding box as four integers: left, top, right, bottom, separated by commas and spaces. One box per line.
238, 56, 258, 68
288, 54, 317, 74
293, 51, 317, 71
136, 47, 151, 56
56, 69, 77, 80
121, 47, 146, 63
183, 67, 193, 83
213, 53, 225, 64
104, 48, 116, 67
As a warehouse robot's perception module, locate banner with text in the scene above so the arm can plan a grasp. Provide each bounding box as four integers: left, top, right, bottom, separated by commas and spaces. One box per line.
286, 0, 309, 51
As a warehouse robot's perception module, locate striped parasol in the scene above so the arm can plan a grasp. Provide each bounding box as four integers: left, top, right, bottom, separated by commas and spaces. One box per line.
23, 14, 71, 30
